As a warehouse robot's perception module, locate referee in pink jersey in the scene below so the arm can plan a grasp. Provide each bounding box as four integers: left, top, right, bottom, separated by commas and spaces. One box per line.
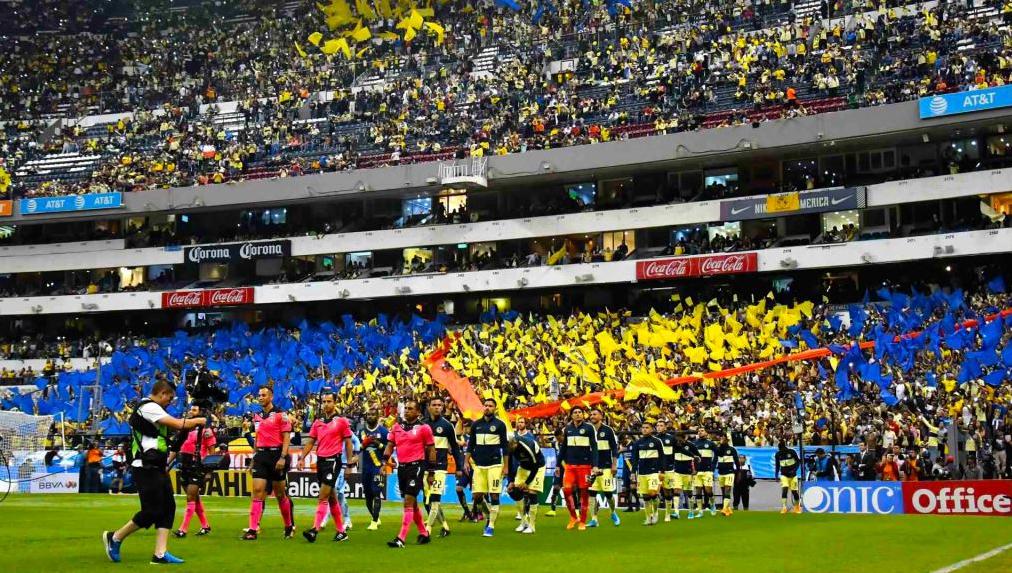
297, 392, 357, 543
243, 386, 296, 540
382, 399, 437, 548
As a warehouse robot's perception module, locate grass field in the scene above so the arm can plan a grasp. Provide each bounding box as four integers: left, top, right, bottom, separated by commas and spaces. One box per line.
3, 494, 1010, 573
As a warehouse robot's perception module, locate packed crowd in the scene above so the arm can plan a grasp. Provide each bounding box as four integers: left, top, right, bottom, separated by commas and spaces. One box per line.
3, 0, 1010, 200
1, 276, 1008, 479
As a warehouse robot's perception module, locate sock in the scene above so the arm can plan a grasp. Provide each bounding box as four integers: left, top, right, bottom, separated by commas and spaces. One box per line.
180, 501, 196, 532
277, 498, 293, 530
398, 507, 413, 541
792, 491, 800, 505
365, 492, 378, 521
488, 504, 500, 527
249, 499, 265, 531
579, 490, 590, 522
563, 490, 578, 519
412, 504, 429, 537
706, 491, 713, 509
609, 495, 619, 515
372, 497, 382, 521
338, 493, 349, 523
588, 494, 598, 520
527, 498, 539, 528
426, 501, 441, 531
329, 498, 346, 532
671, 494, 680, 517
195, 500, 210, 528
314, 500, 329, 530
550, 490, 558, 511
457, 492, 470, 516
643, 498, 651, 520
437, 507, 447, 529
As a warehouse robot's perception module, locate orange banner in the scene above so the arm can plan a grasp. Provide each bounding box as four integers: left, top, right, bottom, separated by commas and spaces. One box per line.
0, 200, 12, 217
424, 336, 484, 420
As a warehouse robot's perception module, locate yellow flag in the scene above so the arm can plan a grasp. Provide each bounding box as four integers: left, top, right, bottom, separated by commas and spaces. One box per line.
403, 26, 417, 41
594, 331, 621, 356
308, 32, 324, 46
624, 368, 678, 401
321, 39, 341, 54
423, 20, 444, 44
294, 42, 308, 57
376, 0, 394, 18
355, 0, 377, 19
350, 21, 372, 42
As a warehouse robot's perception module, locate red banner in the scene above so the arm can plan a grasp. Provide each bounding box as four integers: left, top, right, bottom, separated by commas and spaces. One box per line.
697, 252, 758, 276
636, 257, 696, 280
162, 287, 254, 309
903, 480, 1012, 516
635, 252, 758, 281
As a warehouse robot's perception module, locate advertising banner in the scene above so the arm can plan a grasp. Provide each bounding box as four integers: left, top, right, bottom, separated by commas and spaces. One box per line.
161, 287, 255, 309
801, 481, 905, 514
636, 252, 758, 281
0, 200, 12, 217
29, 472, 80, 494
902, 480, 1012, 516
719, 187, 866, 221
697, 252, 758, 276
19, 192, 123, 215
184, 240, 290, 264
919, 85, 1012, 119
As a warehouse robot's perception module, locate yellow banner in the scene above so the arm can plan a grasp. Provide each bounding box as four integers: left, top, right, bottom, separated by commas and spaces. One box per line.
766, 192, 800, 213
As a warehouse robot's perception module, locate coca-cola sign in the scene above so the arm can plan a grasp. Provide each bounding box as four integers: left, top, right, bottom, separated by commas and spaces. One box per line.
161, 290, 204, 308
636, 258, 697, 280
697, 253, 758, 276
185, 240, 290, 264
636, 252, 759, 281
162, 287, 255, 309
206, 288, 254, 306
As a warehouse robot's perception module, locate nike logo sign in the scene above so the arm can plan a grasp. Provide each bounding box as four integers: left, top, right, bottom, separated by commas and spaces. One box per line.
730, 205, 752, 215
831, 195, 854, 205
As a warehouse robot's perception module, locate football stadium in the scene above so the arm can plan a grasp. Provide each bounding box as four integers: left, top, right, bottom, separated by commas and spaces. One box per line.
1, 0, 1012, 571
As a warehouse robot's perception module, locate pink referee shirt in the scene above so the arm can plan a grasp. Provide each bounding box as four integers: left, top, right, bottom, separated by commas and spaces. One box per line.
389, 421, 434, 464
254, 410, 292, 448
180, 427, 217, 457
309, 416, 352, 458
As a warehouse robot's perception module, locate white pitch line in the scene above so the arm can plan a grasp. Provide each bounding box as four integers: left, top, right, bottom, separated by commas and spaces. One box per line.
929, 541, 1012, 573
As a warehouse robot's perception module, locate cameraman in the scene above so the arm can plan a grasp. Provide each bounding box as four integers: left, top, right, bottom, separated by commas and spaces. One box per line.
167, 405, 217, 537
102, 380, 207, 564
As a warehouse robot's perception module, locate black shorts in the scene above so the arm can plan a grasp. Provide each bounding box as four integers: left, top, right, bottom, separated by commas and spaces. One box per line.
251, 449, 290, 482
316, 457, 341, 488
397, 462, 425, 498
178, 455, 206, 488
363, 470, 384, 496
132, 466, 176, 530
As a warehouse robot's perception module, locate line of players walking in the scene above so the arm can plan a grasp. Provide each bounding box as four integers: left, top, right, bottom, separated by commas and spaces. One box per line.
172, 387, 804, 548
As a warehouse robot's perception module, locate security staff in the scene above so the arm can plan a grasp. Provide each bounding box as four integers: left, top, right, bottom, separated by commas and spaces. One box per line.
102, 380, 207, 564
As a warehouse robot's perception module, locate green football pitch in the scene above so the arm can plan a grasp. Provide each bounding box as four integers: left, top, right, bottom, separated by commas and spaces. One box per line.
3, 495, 1010, 573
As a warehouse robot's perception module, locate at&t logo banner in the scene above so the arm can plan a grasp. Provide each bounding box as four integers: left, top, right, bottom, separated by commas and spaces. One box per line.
802, 481, 904, 514
919, 85, 1012, 119
19, 192, 123, 215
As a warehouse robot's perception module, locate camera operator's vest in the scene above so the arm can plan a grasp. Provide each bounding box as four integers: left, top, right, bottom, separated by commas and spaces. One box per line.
129, 399, 170, 469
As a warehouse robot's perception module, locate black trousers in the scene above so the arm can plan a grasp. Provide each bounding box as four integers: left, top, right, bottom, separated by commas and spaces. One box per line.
733, 484, 750, 510
131, 466, 176, 530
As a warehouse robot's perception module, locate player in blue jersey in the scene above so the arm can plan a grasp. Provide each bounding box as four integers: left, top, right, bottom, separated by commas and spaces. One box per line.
629, 420, 665, 525
465, 398, 509, 537
587, 407, 620, 527
424, 397, 462, 537
358, 407, 388, 530
691, 428, 718, 518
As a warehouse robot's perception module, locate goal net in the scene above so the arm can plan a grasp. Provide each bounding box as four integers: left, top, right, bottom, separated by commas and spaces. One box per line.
0, 410, 54, 495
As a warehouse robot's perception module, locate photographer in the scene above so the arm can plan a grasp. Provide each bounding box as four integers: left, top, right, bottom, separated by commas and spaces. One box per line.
167, 405, 217, 538
102, 380, 207, 565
